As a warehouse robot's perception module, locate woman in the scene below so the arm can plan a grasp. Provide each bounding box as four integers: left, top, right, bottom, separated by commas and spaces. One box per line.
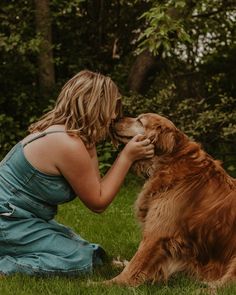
0, 70, 154, 276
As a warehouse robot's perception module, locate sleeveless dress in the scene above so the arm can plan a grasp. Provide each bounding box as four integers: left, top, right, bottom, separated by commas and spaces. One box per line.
0, 131, 106, 276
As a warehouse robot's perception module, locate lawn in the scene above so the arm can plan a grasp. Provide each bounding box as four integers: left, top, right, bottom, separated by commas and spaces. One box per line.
0, 174, 235, 295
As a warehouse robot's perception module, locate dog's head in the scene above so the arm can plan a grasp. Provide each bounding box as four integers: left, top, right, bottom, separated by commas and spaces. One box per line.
113, 113, 187, 177
114, 113, 184, 154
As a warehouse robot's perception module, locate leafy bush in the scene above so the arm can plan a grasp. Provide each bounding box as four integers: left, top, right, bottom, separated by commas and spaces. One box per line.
97, 141, 119, 176
122, 88, 236, 176
0, 114, 26, 158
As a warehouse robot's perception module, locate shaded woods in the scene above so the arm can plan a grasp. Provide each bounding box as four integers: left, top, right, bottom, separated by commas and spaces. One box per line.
0, 0, 235, 175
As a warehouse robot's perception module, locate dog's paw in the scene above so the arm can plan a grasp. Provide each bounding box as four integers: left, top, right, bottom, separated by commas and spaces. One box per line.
112, 256, 129, 268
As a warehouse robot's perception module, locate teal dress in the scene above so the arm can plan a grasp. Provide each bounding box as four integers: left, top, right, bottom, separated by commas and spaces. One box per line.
0, 131, 106, 276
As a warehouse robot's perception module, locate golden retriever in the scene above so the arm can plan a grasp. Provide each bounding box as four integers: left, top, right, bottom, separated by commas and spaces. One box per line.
110, 113, 236, 288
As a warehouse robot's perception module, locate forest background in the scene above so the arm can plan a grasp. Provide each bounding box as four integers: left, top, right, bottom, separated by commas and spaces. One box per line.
0, 0, 235, 176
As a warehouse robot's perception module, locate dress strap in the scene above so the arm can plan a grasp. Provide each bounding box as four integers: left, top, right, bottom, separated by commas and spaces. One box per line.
22, 131, 67, 147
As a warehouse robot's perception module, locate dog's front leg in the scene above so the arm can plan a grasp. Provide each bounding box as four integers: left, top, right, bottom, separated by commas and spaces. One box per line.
106, 236, 169, 287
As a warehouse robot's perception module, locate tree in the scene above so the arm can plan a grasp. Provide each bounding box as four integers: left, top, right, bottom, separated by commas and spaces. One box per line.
124, 0, 236, 174
34, 0, 55, 97
0, 0, 235, 174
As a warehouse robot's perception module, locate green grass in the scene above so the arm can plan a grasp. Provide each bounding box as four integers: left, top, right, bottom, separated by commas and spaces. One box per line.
0, 174, 235, 295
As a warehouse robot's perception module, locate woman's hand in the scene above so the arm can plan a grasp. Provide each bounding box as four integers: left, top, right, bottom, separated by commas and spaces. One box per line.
121, 134, 155, 163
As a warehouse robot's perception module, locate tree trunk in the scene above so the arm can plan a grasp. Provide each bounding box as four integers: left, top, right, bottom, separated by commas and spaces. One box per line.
34, 0, 55, 97
128, 50, 158, 94
128, 2, 197, 94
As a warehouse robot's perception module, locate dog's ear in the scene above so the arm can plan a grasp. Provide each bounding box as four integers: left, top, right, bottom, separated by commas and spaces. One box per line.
157, 129, 176, 154
148, 126, 161, 143
149, 127, 176, 155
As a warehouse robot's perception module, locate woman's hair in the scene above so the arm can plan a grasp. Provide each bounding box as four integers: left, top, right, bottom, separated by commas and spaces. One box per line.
29, 70, 122, 146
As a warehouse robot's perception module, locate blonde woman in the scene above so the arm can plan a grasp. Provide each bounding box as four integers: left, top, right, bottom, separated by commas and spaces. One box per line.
0, 70, 154, 276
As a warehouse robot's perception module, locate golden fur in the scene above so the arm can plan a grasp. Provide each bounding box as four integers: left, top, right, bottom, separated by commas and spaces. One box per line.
110, 113, 236, 287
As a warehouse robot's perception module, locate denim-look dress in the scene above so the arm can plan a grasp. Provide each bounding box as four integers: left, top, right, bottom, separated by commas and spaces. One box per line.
0, 131, 105, 276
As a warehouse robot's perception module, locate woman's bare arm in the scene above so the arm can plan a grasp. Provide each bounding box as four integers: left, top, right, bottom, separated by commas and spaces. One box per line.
57, 135, 153, 213
87, 146, 101, 181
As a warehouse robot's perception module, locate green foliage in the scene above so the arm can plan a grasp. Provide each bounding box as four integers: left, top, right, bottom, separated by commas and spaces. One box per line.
0, 0, 45, 157
97, 141, 119, 175
0, 0, 235, 175
123, 86, 236, 175
0, 0, 148, 157
136, 0, 191, 56
127, 0, 236, 175
0, 114, 25, 156
136, 0, 236, 63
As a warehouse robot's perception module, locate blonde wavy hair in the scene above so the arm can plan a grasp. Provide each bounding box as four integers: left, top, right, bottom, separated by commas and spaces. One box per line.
29, 70, 122, 146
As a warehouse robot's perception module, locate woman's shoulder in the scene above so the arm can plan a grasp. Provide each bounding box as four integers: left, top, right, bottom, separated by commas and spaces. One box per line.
22, 125, 87, 157
45, 126, 88, 155
21, 125, 89, 176
23, 125, 80, 143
